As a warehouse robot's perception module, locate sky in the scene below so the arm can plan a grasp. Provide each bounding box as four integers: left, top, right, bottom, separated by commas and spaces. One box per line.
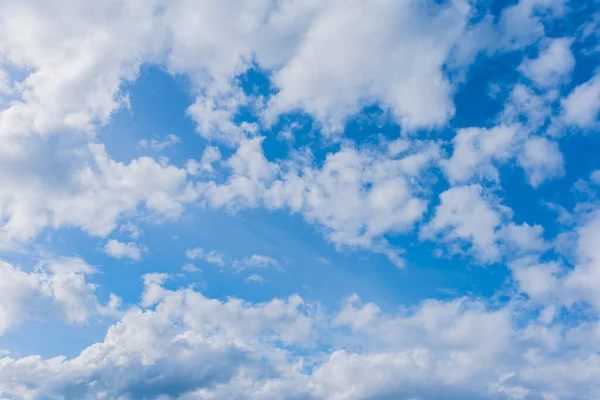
0, 0, 600, 399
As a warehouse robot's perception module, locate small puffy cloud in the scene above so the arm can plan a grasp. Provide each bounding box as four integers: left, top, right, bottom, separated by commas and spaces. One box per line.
234, 254, 279, 272
496, 0, 566, 50
421, 185, 507, 263
591, 170, 600, 185
517, 136, 565, 187
186, 145, 223, 176
187, 88, 259, 146
137, 134, 181, 152
104, 239, 146, 261
201, 145, 222, 164
499, 222, 547, 253
119, 222, 141, 240
563, 209, 600, 309
421, 185, 547, 264
510, 257, 561, 299
0, 258, 119, 335
185, 247, 225, 266
443, 125, 519, 184
519, 37, 575, 88
561, 73, 600, 128
245, 274, 267, 284
182, 263, 200, 273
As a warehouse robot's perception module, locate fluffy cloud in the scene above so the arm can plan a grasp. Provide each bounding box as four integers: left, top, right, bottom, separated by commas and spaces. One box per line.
421, 185, 547, 263
563, 209, 600, 309
517, 136, 565, 187
185, 247, 226, 266
104, 239, 147, 261
443, 125, 519, 184
0, 0, 160, 136
519, 37, 575, 88
0, 139, 195, 246
266, 0, 475, 133
0, 0, 577, 258
0, 257, 119, 335
198, 137, 441, 267
561, 73, 600, 129
233, 254, 280, 272
137, 134, 181, 152
1, 275, 600, 399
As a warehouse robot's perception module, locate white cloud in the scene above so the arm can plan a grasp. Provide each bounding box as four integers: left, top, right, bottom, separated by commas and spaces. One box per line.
561, 73, 600, 129
119, 222, 141, 240
104, 239, 146, 261
185, 247, 226, 266
185, 145, 222, 176
496, 0, 566, 50
444, 82, 566, 188
517, 136, 565, 187
201, 145, 222, 164
266, 0, 474, 133
421, 185, 507, 263
234, 254, 279, 272
182, 263, 200, 273
137, 134, 181, 152
519, 37, 575, 88
186, 88, 259, 146
563, 209, 600, 309
245, 274, 267, 284
443, 125, 519, 184
198, 137, 441, 267
0, 68, 11, 95
510, 257, 561, 299
499, 222, 547, 253
1, 277, 599, 399
421, 185, 547, 264
0, 258, 119, 335
0, 137, 195, 247
591, 170, 600, 186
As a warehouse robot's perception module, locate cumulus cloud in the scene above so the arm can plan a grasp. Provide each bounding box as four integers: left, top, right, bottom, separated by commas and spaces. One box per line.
245, 274, 267, 284
561, 73, 600, 129
517, 136, 565, 187
0, 257, 119, 335
0, 139, 195, 247
265, 0, 475, 133
519, 37, 575, 88
0, 2, 598, 399
443, 125, 519, 184
234, 254, 279, 272
185, 247, 226, 266
421, 185, 547, 263
1, 276, 599, 399
198, 137, 441, 267
104, 239, 147, 261
137, 134, 181, 152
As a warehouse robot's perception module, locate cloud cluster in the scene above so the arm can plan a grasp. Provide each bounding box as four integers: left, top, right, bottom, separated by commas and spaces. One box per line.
0, 1, 599, 399
197, 137, 441, 267
0, 257, 118, 335
1, 266, 600, 399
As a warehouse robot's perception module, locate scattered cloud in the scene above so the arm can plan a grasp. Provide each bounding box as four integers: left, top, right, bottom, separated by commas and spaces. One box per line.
104, 239, 147, 261
137, 134, 181, 152
185, 247, 226, 266
0, 258, 119, 335
245, 274, 267, 284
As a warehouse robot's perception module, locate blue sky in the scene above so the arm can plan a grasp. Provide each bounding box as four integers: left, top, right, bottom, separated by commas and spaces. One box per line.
0, 0, 600, 399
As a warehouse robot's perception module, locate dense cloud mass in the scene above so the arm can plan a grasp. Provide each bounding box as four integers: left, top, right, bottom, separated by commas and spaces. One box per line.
1, 0, 600, 399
